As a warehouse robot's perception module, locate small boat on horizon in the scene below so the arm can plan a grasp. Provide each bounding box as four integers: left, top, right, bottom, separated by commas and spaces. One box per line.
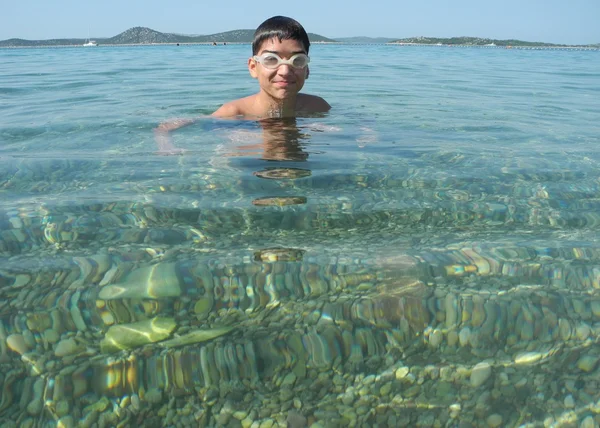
83, 28, 97, 46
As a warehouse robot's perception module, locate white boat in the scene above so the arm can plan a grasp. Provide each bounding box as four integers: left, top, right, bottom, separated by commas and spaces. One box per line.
83, 29, 97, 46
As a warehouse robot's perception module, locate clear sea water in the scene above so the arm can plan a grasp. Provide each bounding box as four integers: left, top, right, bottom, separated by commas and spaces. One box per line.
1, 44, 600, 427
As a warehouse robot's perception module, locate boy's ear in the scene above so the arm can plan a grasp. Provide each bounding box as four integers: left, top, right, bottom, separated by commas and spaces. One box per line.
248, 57, 258, 79
306, 66, 310, 79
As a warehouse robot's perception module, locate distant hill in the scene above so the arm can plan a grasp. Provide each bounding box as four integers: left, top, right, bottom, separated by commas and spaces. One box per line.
390, 36, 566, 47
0, 37, 90, 47
105, 27, 181, 44
0, 27, 336, 47
1, 28, 596, 48
334, 37, 396, 44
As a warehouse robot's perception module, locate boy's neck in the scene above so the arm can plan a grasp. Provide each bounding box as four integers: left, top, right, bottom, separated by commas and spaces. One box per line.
258, 92, 298, 118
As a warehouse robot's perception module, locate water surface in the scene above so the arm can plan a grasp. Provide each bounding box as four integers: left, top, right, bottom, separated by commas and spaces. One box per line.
1, 44, 600, 427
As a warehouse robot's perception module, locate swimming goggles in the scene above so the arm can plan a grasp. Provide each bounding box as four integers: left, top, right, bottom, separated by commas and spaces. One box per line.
252, 53, 310, 69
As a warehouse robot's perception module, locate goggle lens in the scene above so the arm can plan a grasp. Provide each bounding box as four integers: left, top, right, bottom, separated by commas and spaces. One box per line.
253, 53, 310, 69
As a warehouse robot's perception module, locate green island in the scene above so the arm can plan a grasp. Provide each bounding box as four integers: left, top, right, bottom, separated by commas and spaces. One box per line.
0, 26, 598, 48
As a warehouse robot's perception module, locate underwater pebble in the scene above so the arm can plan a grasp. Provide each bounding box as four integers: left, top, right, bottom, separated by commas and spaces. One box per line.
145, 388, 163, 404
459, 327, 471, 347
363, 374, 375, 385
216, 410, 232, 426
287, 410, 307, 428
84, 397, 109, 414
8, 216, 24, 229
429, 329, 443, 348
281, 372, 297, 387
559, 319, 572, 340
395, 367, 409, 380
564, 394, 575, 408
447, 330, 459, 347
98, 263, 182, 300
100, 312, 115, 325
580, 416, 596, 428
12, 274, 30, 288
100, 317, 176, 353
591, 302, 600, 317
470, 362, 492, 387
514, 351, 543, 365
404, 385, 420, 397
6, 334, 29, 355
26, 399, 43, 416
259, 419, 274, 428
54, 338, 81, 357
445, 293, 458, 328
379, 382, 392, 396
118, 396, 130, 409
449, 403, 461, 419
55, 400, 70, 417
79, 410, 99, 428
22, 330, 36, 349
576, 324, 591, 341
341, 391, 355, 406
341, 407, 357, 422
280, 389, 294, 401
69, 303, 87, 332
57, 416, 74, 428
233, 411, 249, 420
43, 329, 60, 344
158, 325, 234, 348
486, 414, 503, 427
577, 355, 599, 372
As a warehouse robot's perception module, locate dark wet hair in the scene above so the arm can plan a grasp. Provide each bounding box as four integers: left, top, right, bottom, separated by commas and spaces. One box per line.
252, 16, 310, 55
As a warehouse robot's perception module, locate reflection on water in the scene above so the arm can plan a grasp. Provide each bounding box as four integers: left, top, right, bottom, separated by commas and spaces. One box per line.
2, 47, 600, 427
252, 196, 308, 207
232, 118, 312, 208
254, 168, 312, 180
254, 118, 310, 162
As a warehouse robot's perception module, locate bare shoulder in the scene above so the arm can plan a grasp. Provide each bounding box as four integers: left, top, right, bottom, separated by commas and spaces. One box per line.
212, 95, 257, 118
211, 101, 242, 118
297, 93, 331, 113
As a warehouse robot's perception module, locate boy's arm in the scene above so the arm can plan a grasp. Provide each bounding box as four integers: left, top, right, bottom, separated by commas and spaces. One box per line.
153, 118, 197, 154
155, 117, 196, 133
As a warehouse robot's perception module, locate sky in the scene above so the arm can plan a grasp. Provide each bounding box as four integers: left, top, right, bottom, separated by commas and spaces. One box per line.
2, 0, 599, 45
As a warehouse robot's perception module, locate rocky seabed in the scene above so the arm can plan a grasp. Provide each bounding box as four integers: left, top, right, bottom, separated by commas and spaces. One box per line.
0, 244, 599, 427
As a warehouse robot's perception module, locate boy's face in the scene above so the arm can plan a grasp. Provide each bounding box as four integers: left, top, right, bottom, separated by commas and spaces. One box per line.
249, 37, 309, 100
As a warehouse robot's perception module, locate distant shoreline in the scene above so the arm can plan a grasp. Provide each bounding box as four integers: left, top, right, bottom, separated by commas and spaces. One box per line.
1, 42, 598, 51
0, 42, 250, 49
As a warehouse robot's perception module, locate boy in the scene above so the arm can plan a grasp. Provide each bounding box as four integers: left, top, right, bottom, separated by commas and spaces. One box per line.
154, 16, 329, 152
212, 15, 330, 118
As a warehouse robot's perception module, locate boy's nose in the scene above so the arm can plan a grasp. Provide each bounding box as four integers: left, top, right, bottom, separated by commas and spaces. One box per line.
277, 64, 294, 74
